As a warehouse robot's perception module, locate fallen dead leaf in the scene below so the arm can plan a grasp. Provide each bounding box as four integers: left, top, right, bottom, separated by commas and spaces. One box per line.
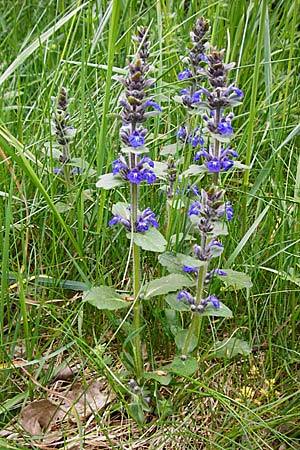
60, 379, 114, 420
19, 399, 61, 435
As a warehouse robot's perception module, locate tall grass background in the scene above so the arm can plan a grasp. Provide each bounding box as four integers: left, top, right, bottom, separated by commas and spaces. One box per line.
0, 0, 299, 448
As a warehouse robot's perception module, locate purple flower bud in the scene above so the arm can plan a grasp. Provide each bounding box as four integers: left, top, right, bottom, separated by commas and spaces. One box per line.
191, 91, 201, 103
139, 156, 154, 168
179, 88, 190, 96
235, 88, 244, 98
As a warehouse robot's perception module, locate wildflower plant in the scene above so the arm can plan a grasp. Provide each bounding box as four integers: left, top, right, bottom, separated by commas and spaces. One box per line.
158, 17, 252, 372
87, 27, 168, 390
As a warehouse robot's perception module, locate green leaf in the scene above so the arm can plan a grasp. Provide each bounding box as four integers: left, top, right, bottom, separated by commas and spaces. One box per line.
168, 356, 198, 377
143, 274, 194, 299
96, 173, 125, 189
112, 202, 130, 219
158, 252, 205, 274
153, 161, 168, 179
83, 286, 129, 310
165, 293, 190, 311
233, 160, 251, 170
160, 143, 180, 156
158, 252, 185, 274
175, 329, 198, 353
143, 371, 172, 386
120, 145, 149, 154
129, 228, 167, 252
218, 269, 252, 290
182, 164, 207, 177
201, 302, 233, 318
127, 402, 145, 425
213, 338, 252, 358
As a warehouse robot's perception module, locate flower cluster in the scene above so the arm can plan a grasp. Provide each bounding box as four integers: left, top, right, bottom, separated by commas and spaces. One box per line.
112, 154, 156, 184
109, 207, 158, 233
188, 186, 233, 232
117, 28, 161, 129
177, 290, 220, 312
51, 87, 76, 160
194, 145, 238, 172
176, 125, 204, 147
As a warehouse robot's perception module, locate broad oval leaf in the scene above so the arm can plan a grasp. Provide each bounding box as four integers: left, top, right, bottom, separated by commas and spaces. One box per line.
83, 286, 129, 310
182, 164, 206, 177
128, 228, 167, 252
213, 338, 252, 358
168, 356, 198, 377
201, 301, 233, 318
160, 143, 181, 156
143, 371, 172, 386
166, 293, 190, 311
175, 329, 198, 353
96, 173, 125, 190
158, 252, 205, 274
153, 161, 168, 179
112, 201, 130, 219
143, 274, 194, 299
217, 269, 252, 290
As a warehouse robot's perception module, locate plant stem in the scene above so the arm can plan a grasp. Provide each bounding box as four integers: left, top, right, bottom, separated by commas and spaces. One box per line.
212, 106, 221, 186
130, 152, 143, 380
183, 257, 209, 356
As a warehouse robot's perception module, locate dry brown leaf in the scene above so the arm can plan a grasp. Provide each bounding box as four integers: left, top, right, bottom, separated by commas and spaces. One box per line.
19, 399, 61, 435
53, 363, 81, 381
61, 379, 114, 420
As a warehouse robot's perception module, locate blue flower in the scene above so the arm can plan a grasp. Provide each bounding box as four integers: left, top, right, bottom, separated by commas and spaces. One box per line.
127, 168, 143, 184
176, 126, 187, 140
204, 295, 220, 308
225, 202, 233, 221
206, 158, 222, 172
141, 168, 156, 184
177, 290, 195, 304
129, 131, 145, 147
183, 265, 199, 273
139, 155, 154, 168
222, 158, 234, 171
178, 68, 192, 80
142, 99, 162, 112
218, 119, 233, 135
188, 201, 202, 216
112, 156, 128, 175
136, 207, 159, 232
